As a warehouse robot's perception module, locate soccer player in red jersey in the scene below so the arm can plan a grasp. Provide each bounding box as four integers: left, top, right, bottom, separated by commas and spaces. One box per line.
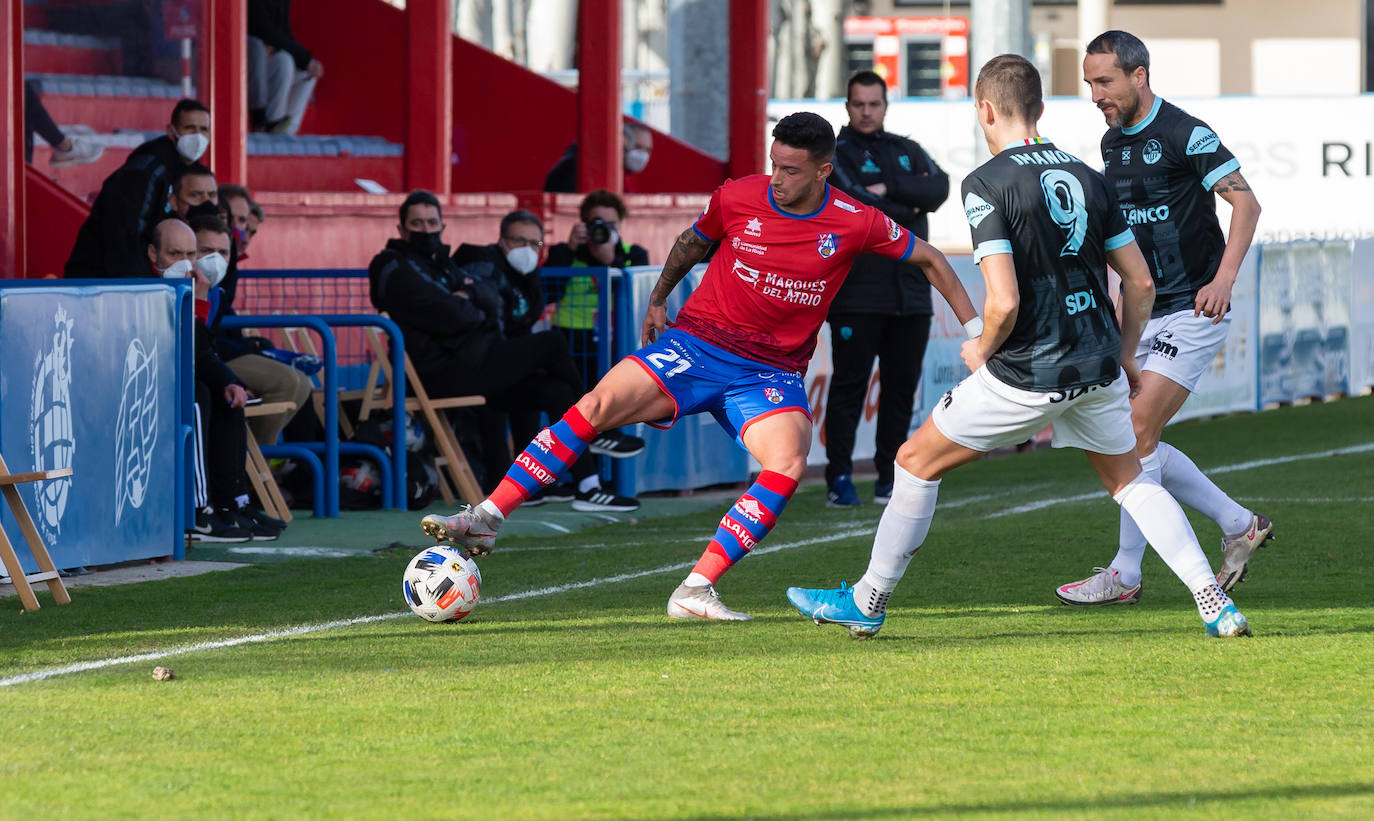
423, 112, 978, 620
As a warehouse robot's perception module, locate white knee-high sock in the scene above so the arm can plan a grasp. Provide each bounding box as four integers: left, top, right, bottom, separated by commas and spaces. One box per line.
1110, 449, 1162, 587
1112, 474, 1216, 595
853, 466, 939, 617
1156, 442, 1252, 536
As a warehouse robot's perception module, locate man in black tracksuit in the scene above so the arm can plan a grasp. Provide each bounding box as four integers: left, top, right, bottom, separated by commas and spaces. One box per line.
65, 99, 212, 278
823, 70, 950, 507
369, 192, 640, 511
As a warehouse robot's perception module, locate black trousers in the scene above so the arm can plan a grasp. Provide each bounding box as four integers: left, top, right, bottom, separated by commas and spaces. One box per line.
420, 330, 596, 483
824, 313, 932, 485
24, 81, 66, 163
195, 380, 248, 510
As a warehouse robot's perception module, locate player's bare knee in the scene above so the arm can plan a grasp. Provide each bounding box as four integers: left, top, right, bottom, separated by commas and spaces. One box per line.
760, 453, 807, 481
575, 390, 613, 429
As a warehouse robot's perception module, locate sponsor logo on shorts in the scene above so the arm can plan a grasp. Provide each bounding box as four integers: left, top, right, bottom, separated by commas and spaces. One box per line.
1151, 331, 1179, 359
1143, 139, 1162, 164
817, 232, 839, 258
534, 429, 556, 452
942, 390, 954, 410
763, 386, 783, 405
1047, 379, 1116, 404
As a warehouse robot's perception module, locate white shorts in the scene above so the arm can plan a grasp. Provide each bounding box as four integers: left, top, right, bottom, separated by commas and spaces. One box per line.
1136, 309, 1230, 392
931, 366, 1137, 456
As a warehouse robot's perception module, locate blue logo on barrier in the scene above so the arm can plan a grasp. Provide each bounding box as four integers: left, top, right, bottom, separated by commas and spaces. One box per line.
29, 307, 76, 544
114, 338, 159, 524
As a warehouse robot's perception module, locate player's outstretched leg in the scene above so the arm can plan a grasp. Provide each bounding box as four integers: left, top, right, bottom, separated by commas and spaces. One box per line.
667, 471, 798, 622
1109, 471, 1251, 637
788, 466, 940, 639
1152, 442, 1274, 591
421, 407, 599, 556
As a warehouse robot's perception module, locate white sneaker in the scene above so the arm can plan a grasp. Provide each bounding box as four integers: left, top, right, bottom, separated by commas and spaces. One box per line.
49, 137, 104, 167
666, 583, 751, 621
1216, 514, 1273, 593
420, 505, 499, 557
1055, 567, 1142, 606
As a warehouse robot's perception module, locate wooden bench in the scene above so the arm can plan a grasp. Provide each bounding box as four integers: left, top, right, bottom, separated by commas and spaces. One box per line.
0, 454, 73, 612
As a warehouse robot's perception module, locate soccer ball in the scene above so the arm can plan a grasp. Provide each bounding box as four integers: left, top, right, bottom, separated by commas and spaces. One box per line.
402, 545, 482, 622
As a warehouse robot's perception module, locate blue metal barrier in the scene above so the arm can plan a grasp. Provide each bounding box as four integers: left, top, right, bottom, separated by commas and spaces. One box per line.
0, 278, 192, 568
259, 444, 326, 519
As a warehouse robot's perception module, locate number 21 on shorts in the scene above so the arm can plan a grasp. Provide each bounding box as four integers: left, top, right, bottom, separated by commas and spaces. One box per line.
645, 349, 690, 378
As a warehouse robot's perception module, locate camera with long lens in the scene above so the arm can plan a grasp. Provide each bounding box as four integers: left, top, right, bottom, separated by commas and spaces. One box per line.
585, 217, 614, 245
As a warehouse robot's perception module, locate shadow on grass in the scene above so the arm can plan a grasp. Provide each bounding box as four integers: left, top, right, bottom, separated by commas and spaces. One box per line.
672, 781, 1374, 820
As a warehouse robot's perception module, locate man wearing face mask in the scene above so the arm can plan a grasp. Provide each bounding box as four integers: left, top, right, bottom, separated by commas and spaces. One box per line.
545, 189, 650, 392
66, 99, 212, 278
370, 192, 641, 512
543, 122, 654, 193
188, 212, 311, 450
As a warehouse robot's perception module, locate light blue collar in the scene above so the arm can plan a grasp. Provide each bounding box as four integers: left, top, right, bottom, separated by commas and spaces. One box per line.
1121, 95, 1162, 136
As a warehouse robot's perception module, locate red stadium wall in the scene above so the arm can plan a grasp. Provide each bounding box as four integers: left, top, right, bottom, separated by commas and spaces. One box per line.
24, 165, 91, 277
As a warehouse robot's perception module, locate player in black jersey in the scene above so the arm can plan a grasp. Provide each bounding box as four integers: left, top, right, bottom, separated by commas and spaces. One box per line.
1056, 30, 1272, 607
788, 55, 1251, 640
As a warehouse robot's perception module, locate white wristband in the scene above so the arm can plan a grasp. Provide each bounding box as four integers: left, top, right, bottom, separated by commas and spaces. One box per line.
963, 317, 984, 339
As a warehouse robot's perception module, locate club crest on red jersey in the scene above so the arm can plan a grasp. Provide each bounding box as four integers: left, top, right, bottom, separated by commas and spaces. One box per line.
816, 232, 839, 258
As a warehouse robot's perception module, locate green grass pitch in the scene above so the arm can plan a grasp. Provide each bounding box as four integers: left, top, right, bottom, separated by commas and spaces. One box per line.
2, 396, 1372, 819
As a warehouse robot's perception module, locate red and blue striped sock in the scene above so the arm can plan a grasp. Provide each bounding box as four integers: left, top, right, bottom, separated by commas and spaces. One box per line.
488, 407, 596, 517
688, 471, 799, 585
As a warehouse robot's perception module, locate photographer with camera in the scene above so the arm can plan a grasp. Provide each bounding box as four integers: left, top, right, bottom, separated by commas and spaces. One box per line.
545, 189, 650, 391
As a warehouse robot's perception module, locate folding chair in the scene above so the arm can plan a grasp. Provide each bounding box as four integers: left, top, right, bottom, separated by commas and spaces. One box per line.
360, 327, 487, 506
0, 453, 72, 612
243, 401, 297, 524
279, 326, 359, 439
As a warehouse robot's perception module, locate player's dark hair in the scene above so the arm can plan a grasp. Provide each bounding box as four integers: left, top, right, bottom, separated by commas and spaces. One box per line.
500, 209, 544, 236
580, 189, 627, 222
217, 183, 252, 207
772, 112, 836, 164
188, 214, 232, 239
171, 98, 210, 127
400, 190, 442, 225
173, 162, 215, 193
1087, 30, 1151, 82
846, 70, 887, 102
974, 54, 1043, 125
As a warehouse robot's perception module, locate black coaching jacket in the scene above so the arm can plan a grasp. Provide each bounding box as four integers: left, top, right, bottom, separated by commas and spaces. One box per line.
828, 125, 950, 317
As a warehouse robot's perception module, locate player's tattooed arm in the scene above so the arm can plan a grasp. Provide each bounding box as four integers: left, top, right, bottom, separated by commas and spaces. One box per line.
642, 227, 713, 344
1210, 170, 1251, 194
1199, 168, 1261, 324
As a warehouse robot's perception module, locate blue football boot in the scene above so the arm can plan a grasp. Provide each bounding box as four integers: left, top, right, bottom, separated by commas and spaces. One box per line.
786, 582, 884, 639
1204, 604, 1252, 638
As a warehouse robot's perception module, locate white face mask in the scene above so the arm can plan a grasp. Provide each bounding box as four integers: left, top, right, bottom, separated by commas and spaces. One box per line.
160, 258, 194, 279
505, 245, 539, 274
195, 252, 229, 287
624, 147, 650, 174
176, 132, 209, 162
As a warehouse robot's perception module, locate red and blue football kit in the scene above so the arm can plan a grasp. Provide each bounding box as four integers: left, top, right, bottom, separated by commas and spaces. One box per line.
675, 174, 918, 374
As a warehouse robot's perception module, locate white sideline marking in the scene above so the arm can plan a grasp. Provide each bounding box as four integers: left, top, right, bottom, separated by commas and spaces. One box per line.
226, 547, 355, 558
985, 442, 1374, 519
0, 527, 871, 688
7, 442, 1370, 688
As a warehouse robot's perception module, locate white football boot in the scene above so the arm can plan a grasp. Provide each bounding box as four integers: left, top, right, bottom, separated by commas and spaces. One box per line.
1055, 567, 1142, 606
1216, 514, 1274, 593
420, 505, 499, 557
666, 583, 752, 621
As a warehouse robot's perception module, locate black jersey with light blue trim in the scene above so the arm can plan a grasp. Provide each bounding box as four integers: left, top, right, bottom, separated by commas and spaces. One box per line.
1100, 97, 1238, 317
962, 139, 1134, 392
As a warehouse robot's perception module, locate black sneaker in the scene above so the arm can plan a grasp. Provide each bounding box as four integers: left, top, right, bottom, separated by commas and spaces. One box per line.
526, 483, 577, 507
571, 488, 641, 512
223, 508, 279, 541
588, 430, 646, 458
190, 509, 252, 543
242, 506, 288, 532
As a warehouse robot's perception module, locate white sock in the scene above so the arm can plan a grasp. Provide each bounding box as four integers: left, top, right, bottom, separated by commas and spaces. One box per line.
577, 475, 601, 494
1156, 442, 1252, 536
1110, 449, 1161, 588
477, 500, 505, 524
1112, 474, 1215, 595
684, 572, 712, 587
853, 466, 939, 617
